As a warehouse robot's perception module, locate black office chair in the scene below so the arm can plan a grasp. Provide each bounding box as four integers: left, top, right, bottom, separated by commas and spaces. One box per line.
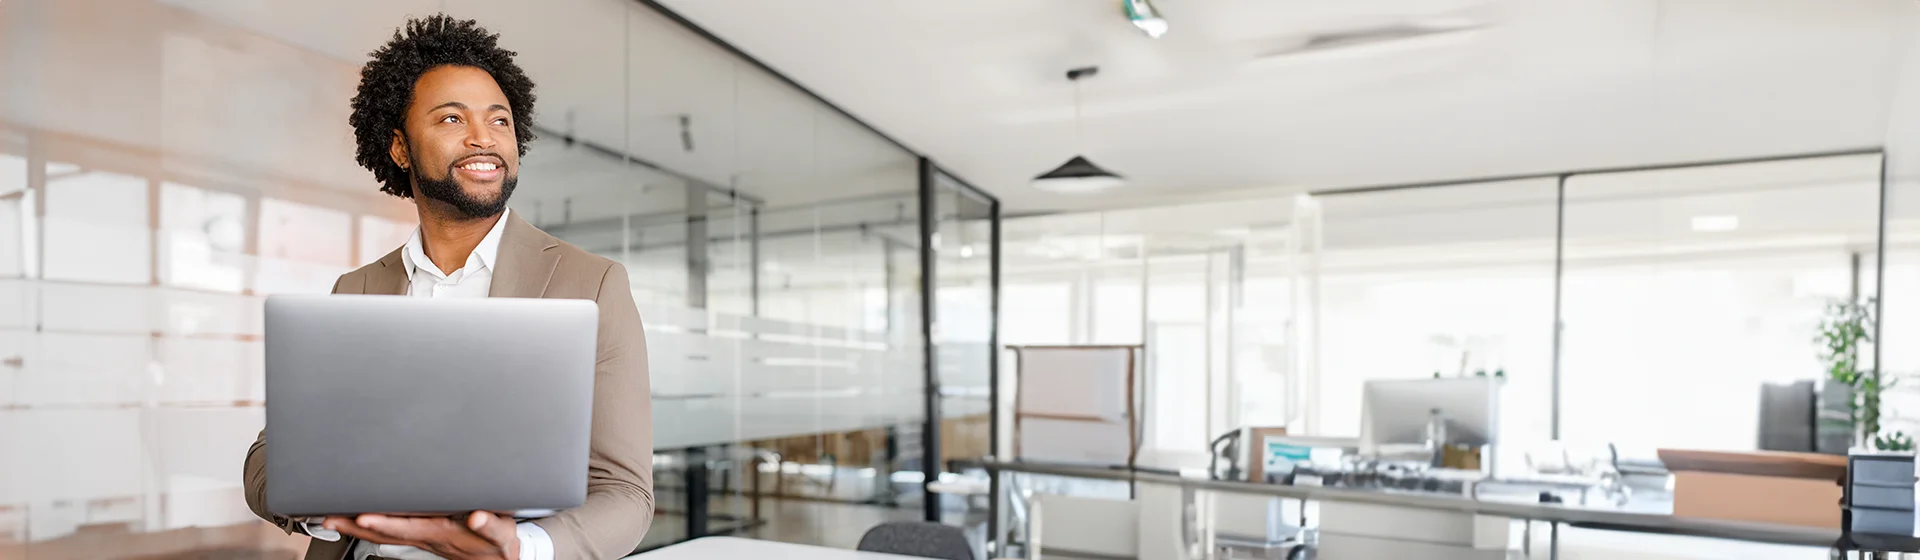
856, 521, 975, 560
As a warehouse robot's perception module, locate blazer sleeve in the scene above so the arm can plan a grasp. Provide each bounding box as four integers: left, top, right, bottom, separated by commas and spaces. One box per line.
533, 262, 655, 559
243, 273, 354, 535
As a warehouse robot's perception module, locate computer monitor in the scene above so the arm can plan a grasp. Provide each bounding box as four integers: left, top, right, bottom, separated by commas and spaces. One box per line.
1359, 377, 1499, 455
1758, 380, 1816, 452
1758, 379, 1852, 454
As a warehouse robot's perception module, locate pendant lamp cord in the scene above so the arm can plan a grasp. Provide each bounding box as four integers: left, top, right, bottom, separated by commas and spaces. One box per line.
1073, 75, 1083, 149
1063, 66, 1097, 154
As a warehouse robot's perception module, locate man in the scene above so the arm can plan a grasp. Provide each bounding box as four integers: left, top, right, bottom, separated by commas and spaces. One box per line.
242, 14, 654, 560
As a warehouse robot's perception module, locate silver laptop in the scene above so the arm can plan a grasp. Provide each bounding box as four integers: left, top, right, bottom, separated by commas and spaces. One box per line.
263, 295, 598, 517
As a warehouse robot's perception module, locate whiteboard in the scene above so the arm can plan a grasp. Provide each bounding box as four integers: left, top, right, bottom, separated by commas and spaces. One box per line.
1018, 416, 1135, 465
1015, 347, 1132, 421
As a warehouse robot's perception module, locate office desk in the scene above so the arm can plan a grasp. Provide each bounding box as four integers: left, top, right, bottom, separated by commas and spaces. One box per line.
626, 536, 924, 560
981, 459, 1842, 557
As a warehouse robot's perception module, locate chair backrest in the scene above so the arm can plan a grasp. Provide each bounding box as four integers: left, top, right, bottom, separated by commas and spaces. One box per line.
856, 521, 974, 560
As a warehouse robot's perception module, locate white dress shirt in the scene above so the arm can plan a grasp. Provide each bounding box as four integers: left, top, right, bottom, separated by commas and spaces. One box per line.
302, 209, 555, 560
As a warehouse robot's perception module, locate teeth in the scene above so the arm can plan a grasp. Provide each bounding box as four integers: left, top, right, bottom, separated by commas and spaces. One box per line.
461, 162, 498, 171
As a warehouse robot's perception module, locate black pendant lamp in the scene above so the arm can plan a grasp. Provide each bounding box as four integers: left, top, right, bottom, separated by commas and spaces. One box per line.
1032, 66, 1124, 193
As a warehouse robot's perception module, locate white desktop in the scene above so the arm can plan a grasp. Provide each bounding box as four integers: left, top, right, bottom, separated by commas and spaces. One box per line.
1323, 376, 1510, 560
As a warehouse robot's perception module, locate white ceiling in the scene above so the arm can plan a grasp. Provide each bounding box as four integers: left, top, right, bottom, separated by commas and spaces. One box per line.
7, 0, 1910, 287
15, 0, 1900, 220
996, 152, 1891, 277
658, 0, 1905, 213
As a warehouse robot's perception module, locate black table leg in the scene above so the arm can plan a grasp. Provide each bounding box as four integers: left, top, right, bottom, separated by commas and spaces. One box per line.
687, 447, 709, 539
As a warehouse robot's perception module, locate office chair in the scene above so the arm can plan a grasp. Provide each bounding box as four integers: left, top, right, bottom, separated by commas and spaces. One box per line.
857, 521, 975, 560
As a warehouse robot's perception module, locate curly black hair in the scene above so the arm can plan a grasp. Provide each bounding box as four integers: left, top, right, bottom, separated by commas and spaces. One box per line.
350, 14, 537, 198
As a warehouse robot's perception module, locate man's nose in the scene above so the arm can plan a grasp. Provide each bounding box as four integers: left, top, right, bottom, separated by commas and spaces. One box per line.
464, 120, 496, 150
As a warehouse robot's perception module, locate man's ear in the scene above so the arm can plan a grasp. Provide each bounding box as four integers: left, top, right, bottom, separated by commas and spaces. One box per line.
389, 130, 409, 173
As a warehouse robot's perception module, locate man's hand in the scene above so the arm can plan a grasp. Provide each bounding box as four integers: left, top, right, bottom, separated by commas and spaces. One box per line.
323, 511, 520, 560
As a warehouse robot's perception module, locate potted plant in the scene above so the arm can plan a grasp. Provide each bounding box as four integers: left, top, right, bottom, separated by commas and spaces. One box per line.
1817, 297, 1909, 451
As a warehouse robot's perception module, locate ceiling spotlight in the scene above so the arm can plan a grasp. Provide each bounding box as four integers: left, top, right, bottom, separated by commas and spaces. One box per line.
1124, 0, 1168, 39
1032, 66, 1126, 194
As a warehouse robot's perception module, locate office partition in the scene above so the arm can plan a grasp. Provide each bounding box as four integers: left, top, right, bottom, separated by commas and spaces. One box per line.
1295, 149, 1890, 455
920, 162, 1001, 520
1295, 179, 1558, 446
1559, 155, 1883, 450
996, 200, 1294, 455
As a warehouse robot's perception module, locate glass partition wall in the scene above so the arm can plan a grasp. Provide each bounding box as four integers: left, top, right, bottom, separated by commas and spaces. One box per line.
1559, 156, 1884, 451
1301, 180, 1559, 456
925, 165, 998, 522
997, 199, 1295, 456
989, 151, 1887, 500
987, 198, 1293, 555
1292, 151, 1888, 458
985, 150, 1888, 555
0, 0, 999, 557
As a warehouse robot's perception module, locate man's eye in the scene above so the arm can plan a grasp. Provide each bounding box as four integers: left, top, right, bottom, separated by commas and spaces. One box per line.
440, 115, 460, 124
493, 118, 510, 126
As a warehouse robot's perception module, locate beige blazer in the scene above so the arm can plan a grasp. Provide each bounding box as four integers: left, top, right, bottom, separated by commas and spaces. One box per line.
243, 212, 656, 560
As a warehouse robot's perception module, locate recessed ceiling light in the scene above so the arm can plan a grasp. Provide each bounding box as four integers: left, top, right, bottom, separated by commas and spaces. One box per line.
1691, 215, 1739, 232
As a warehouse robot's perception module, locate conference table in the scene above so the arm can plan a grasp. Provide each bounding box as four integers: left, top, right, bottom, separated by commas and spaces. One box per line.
625, 536, 924, 560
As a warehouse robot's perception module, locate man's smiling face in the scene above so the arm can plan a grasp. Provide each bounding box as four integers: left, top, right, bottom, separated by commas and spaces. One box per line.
391, 65, 520, 218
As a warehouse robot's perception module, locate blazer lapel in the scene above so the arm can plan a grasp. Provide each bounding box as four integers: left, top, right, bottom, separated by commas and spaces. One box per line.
489, 211, 561, 299
367, 248, 410, 296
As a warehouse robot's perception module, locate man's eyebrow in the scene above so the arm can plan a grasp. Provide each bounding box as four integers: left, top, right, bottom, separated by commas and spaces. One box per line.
424, 101, 510, 116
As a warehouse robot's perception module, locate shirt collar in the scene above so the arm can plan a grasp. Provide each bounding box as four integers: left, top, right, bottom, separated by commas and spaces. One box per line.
401, 207, 512, 280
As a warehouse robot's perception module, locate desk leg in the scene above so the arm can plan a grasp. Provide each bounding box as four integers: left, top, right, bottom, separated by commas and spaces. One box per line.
987, 469, 1001, 557
1521, 520, 1531, 558
687, 447, 709, 539
1548, 522, 1559, 560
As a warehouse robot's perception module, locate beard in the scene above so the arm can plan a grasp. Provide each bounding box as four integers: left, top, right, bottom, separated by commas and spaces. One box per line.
409, 151, 516, 220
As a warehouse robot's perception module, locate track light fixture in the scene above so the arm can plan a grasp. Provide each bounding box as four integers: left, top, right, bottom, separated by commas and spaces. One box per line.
1124, 0, 1168, 39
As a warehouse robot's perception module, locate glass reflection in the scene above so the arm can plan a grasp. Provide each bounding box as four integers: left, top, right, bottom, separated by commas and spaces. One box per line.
932, 172, 994, 496
4, 0, 947, 557
159, 182, 247, 293
1308, 179, 1558, 450
43, 168, 149, 285
1559, 155, 1883, 450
